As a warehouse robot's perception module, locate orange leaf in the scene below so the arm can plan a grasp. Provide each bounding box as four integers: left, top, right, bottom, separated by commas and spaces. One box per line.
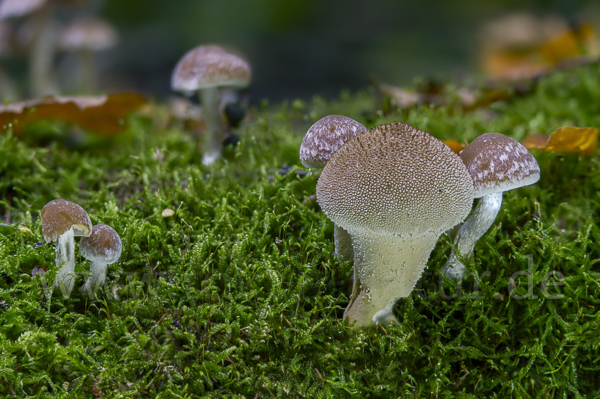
544, 126, 599, 155
0, 93, 147, 137
521, 134, 549, 150
443, 139, 465, 154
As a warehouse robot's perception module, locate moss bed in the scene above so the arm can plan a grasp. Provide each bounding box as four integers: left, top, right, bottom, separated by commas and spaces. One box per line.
1, 63, 600, 398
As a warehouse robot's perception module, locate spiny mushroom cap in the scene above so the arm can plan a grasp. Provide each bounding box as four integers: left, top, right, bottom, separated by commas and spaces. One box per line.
171, 45, 251, 93
79, 224, 122, 264
58, 17, 118, 52
40, 199, 92, 242
460, 133, 540, 198
317, 122, 474, 237
0, 0, 45, 19
300, 115, 367, 169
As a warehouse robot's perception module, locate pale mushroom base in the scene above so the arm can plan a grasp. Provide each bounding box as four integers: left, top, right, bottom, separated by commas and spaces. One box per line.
54, 228, 76, 295
344, 231, 439, 328
81, 261, 108, 296
442, 192, 503, 280
199, 86, 225, 165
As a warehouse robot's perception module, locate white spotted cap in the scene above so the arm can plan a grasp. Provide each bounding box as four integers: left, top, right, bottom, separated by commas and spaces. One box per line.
79, 224, 122, 265
300, 115, 367, 169
460, 133, 540, 198
171, 45, 251, 93
317, 122, 474, 237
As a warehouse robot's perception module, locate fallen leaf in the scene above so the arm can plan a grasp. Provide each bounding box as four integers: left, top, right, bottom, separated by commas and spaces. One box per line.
443, 139, 466, 154
544, 126, 599, 155
0, 93, 147, 136
521, 134, 549, 150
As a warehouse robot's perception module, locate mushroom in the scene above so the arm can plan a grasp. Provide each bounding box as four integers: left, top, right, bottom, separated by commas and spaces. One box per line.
171, 44, 251, 165
40, 198, 92, 294
299, 114, 367, 262
79, 224, 122, 294
57, 16, 118, 92
442, 133, 540, 279
317, 122, 473, 327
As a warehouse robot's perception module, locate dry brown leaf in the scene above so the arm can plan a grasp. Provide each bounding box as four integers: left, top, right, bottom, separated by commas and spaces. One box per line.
544, 126, 599, 155
0, 93, 147, 136
521, 133, 549, 150
443, 139, 466, 154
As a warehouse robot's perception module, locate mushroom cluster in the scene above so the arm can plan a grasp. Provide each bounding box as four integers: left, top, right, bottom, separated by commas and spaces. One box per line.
40, 199, 122, 296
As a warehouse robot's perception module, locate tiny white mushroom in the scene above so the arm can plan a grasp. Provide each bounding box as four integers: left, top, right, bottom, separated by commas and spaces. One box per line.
41, 199, 92, 295
300, 115, 367, 262
317, 122, 473, 327
171, 45, 251, 165
442, 133, 541, 279
79, 224, 122, 295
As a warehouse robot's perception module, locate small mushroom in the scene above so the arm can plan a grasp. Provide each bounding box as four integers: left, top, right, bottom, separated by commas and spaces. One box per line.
171, 45, 251, 165
57, 16, 118, 92
79, 224, 122, 294
40, 199, 92, 294
442, 133, 540, 279
300, 115, 367, 262
317, 122, 473, 327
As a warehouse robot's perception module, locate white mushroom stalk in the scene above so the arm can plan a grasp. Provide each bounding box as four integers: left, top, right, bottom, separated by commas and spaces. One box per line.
299, 115, 367, 262
317, 122, 474, 328
442, 192, 502, 279
199, 86, 223, 165
54, 227, 76, 293
443, 133, 540, 280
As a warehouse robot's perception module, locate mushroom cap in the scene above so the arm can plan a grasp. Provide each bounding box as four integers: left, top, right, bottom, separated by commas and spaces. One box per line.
460, 133, 540, 198
58, 16, 118, 52
40, 199, 92, 242
300, 115, 367, 169
0, 0, 45, 19
317, 122, 474, 237
79, 224, 122, 264
171, 45, 251, 93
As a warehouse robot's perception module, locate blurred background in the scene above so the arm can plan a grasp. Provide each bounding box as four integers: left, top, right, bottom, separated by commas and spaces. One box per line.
1, 0, 599, 102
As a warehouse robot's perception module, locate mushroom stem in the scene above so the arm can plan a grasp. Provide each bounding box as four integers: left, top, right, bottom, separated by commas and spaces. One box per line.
29, 4, 58, 97
334, 224, 353, 262
55, 227, 76, 295
79, 49, 97, 92
442, 191, 503, 279
199, 86, 224, 165
344, 231, 439, 328
82, 261, 107, 295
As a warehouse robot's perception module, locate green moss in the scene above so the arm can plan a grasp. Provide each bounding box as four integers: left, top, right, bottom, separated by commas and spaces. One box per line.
1, 64, 600, 397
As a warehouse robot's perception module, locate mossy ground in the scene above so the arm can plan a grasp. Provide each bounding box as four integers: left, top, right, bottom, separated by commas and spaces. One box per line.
1, 64, 600, 398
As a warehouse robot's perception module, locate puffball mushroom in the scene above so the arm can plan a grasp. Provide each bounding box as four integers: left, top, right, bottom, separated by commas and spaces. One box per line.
171, 45, 251, 165
442, 133, 540, 279
40, 199, 92, 294
300, 115, 367, 262
79, 224, 122, 294
317, 122, 474, 327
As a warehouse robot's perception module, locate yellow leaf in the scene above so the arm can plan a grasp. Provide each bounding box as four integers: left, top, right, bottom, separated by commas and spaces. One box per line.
443, 139, 466, 154
521, 134, 549, 150
544, 126, 599, 155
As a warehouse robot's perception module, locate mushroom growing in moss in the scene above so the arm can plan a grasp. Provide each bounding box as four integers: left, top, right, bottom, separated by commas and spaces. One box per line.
80, 224, 122, 295
40, 199, 92, 294
171, 45, 251, 165
317, 122, 473, 327
300, 115, 367, 262
442, 133, 540, 279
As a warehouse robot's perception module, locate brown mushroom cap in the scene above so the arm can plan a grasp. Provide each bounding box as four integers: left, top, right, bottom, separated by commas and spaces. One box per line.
317, 122, 474, 237
0, 0, 46, 19
58, 17, 118, 52
171, 45, 251, 93
79, 224, 122, 264
40, 199, 92, 242
460, 133, 540, 198
300, 115, 367, 169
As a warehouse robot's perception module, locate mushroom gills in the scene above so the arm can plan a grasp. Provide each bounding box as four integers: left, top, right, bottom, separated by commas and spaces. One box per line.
55, 227, 76, 294
344, 231, 439, 327
442, 191, 503, 279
